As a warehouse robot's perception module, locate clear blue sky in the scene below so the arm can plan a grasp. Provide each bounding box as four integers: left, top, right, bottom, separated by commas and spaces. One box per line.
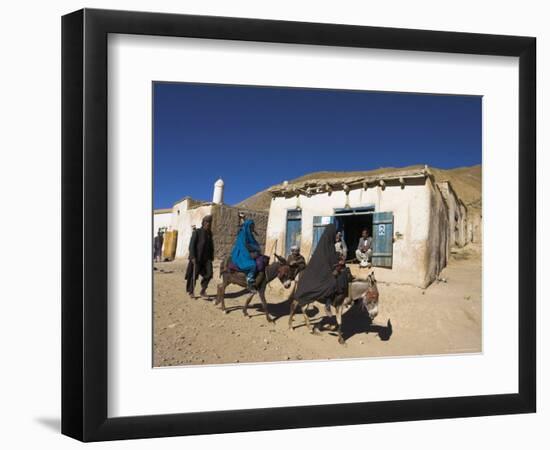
153, 82, 481, 209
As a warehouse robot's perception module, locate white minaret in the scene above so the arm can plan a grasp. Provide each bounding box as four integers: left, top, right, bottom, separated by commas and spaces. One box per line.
212, 178, 224, 204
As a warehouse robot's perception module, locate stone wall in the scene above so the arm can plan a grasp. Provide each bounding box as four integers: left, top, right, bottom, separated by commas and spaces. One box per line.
211, 204, 269, 259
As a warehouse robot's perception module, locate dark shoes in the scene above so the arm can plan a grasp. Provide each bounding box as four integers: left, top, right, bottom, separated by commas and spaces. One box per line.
187, 288, 209, 299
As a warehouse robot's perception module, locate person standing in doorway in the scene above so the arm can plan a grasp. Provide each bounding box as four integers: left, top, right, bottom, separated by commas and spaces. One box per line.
334, 231, 348, 261
185, 215, 214, 299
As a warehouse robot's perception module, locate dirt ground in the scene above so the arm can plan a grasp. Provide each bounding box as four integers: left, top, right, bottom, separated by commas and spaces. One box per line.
153, 245, 482, 367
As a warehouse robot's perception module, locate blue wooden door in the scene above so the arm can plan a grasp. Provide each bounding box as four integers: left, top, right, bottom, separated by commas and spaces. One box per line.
311, 216, 334, 257
372, 211, 394, 268
285, 211, 302, 256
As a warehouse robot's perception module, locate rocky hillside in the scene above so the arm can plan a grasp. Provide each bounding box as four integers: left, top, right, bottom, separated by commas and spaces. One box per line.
236, 164, 482, 212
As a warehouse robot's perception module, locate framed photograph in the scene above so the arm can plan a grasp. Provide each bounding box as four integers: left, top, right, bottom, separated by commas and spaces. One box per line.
61, 8, 536, 442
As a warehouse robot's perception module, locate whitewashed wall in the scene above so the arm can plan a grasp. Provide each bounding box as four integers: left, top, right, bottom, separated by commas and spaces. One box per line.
428, 179, 450, 284
153, 211, 172, 236
437, 182, 470, 248
170, 199, 213, 259
458, 203, 468, 247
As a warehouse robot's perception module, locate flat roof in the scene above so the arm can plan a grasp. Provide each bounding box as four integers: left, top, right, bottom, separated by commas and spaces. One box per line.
153, 208, 172, 215
269, 167, 432, 198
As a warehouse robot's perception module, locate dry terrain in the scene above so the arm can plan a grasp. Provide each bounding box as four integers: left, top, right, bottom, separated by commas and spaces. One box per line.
153, 244, 481, 367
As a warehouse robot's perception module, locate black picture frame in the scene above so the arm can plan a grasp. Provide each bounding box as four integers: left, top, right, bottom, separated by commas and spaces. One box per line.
61, 8, 536, 442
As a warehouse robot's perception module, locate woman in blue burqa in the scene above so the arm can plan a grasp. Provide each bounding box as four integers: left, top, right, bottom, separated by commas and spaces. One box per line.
231, 219, 266, 291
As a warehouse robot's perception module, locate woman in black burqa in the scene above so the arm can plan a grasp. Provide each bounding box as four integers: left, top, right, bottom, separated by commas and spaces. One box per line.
294, 223, 349, 309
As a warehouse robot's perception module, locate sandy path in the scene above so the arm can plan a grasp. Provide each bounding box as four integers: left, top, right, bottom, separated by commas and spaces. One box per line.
153, 246, 481, 367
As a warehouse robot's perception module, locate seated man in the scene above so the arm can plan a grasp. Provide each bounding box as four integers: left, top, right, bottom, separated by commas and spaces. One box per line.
334, 231, 348, 261
287, 245, 306, 278
355, 228, 373, 268
230, 219, 265, 292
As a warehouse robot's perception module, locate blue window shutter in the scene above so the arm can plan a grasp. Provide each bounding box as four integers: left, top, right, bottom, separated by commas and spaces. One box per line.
285, 218, 302, 256
311, 216, 334, 257
372, 212, 394, 268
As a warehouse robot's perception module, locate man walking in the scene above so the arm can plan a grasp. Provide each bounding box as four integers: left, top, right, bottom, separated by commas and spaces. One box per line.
185, 215, 214, 299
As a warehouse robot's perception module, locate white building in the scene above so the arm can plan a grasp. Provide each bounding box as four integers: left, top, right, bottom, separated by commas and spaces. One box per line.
152, 208, 173, 237
153, 179, 268, 260
265, 167, 456, 288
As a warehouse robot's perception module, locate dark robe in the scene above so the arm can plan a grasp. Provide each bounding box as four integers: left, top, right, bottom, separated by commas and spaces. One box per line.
188, 228, 214, 263
153, 234, 163, 259
185, 227, 214, 292
295, 223, 342, 305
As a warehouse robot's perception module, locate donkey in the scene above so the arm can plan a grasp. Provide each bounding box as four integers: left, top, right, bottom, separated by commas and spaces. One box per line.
288, 271, 380, 344
215, 255, 296, 323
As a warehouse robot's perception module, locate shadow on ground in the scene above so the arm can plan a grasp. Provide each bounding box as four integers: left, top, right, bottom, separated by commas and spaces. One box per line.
318, 302, 393, 342
229, 296, 393, 343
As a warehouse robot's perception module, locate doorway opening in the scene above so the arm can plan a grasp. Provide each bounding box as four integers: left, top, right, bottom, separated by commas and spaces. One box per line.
334, 208, 374, 262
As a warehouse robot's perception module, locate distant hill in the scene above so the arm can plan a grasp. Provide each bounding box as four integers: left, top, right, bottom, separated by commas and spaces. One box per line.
236, 164, 482, 212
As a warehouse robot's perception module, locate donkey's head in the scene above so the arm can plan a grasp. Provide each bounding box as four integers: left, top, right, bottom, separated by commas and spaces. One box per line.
274, 254, 293, 289
360, 271, 379, 320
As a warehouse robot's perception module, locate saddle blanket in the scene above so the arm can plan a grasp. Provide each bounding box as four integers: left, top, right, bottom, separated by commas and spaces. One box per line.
227, 255, 270, 273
